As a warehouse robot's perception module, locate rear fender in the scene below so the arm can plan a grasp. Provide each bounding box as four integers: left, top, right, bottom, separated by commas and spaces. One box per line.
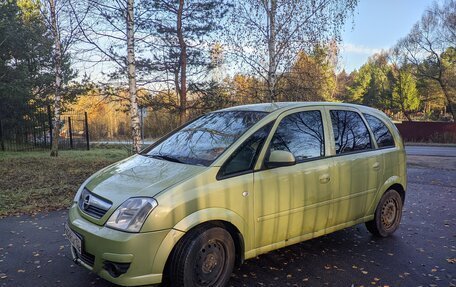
366, 175, 405, 215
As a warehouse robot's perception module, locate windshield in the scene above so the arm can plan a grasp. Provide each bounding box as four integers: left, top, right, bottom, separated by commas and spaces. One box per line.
142, 111, 268, 166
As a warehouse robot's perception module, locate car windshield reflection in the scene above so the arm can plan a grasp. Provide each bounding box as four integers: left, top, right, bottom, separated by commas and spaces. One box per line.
141, 111, 268, 166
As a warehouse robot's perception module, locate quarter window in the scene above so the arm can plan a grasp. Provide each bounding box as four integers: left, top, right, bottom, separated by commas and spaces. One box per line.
219, 123, 273, 177
330, 110, 372, 154
364, 114, 395, 148
270, 111, 325, 162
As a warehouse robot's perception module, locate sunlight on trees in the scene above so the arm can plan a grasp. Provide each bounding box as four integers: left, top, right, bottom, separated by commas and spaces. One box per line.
1, 0, 455, 148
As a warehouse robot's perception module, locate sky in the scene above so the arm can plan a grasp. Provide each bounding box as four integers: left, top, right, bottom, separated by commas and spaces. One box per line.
74, 0, 434, 82
339, 0, 432, 72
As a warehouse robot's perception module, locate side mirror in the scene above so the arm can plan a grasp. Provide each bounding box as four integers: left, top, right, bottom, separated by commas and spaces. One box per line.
265, 150, 296, 169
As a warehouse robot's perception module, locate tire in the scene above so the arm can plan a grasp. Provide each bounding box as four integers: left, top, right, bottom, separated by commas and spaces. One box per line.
366, 189, 403, 237
168, 225, 235, 287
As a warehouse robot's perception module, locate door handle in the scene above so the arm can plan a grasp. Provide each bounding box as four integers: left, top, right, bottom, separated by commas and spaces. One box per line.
319, 174, 330, 184
373, 162, 380, 170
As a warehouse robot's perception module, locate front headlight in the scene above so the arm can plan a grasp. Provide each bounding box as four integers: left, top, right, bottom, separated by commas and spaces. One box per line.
106, 198, 158, 232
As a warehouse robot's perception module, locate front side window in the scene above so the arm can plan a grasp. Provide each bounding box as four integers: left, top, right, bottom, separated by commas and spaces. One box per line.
330, 110, 372, 154
142, 111, 268, 166
364, 114, 395, 148
269, 110, 325, 162
219, 122, 273, 177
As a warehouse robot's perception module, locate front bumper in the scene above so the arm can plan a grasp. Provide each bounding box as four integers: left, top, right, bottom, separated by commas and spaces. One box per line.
67, 203, 184, 286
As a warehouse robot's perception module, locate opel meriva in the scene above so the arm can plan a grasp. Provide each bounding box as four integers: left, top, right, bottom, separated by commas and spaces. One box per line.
66, 102, 406, 287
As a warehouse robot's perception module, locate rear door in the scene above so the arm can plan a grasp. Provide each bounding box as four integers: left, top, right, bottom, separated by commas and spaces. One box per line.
326, 107, 382, 226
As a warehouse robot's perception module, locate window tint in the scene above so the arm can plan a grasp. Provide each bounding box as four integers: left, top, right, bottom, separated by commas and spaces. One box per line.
270, 111, 324, 162
364, 114, 395, 148
219, 123, 273, 177
330, 110, 372, 154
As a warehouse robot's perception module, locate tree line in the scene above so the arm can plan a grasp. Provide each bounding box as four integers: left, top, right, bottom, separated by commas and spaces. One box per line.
0, 0, 454, 154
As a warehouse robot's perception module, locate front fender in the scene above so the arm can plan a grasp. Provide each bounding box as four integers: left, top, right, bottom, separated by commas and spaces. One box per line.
151, 208, 249, 274
173, 208, 248, 234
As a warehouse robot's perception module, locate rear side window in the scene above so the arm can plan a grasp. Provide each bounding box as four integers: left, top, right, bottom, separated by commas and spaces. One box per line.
364, 114, 395, 148
330, 110, 372, 154
270, 110, 325, 162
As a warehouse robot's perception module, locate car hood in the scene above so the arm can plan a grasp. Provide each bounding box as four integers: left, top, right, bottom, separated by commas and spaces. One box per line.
85, 154, 207, 206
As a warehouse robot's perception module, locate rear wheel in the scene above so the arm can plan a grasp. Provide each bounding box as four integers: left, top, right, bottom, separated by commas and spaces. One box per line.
168, 225, 235, 287
366, 189, 403, 237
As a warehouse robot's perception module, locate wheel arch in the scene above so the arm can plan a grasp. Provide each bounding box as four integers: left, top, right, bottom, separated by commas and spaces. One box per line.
389, 183, 406, 204
152, 208, 248, 279
367, 176, 406, 215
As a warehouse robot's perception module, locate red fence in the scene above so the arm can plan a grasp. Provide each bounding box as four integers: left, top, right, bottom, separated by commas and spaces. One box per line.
395, 121, 456, 143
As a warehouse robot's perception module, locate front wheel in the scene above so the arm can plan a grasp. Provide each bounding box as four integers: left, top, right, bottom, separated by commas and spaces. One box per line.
168, 226, 235, 287
366, 189, 403, 237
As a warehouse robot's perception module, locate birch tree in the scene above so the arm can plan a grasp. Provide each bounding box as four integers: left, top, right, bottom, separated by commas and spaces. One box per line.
40, 0, 79, 156
71, 0, 144, 152
126, 0, 141, 153
48, 0, 62, 156
227, 0, 358, 102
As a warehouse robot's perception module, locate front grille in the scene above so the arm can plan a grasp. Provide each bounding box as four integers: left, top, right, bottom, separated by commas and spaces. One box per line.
74, 246, 95, 267
78, 188, 112, 219
85, 205, 106, 218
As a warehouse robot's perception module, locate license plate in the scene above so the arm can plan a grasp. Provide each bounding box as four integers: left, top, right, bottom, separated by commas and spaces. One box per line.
65, 223, 82, 255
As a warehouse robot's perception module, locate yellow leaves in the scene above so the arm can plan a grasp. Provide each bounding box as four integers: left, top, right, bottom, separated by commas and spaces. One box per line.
66, 93, 130, 139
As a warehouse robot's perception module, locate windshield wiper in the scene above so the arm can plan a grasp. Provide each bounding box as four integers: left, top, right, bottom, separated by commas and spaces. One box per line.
146, 154, 183, 164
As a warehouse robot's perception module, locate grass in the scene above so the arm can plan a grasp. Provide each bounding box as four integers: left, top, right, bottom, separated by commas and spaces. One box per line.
0, 149, 129, 218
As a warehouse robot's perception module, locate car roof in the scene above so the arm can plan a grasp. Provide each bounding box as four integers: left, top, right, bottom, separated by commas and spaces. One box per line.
218, 102, 383, 115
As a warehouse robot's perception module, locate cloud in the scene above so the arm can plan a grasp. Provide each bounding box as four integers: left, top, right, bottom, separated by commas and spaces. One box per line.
341, 43, 383, 55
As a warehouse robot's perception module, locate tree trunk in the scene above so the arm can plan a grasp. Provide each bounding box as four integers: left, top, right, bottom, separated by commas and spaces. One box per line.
127, 0, 142, 153
438, 80, 455, 121
50, 0, 62, 157
177, 0, 187, 125
401, 102, 412, 121
267, 0, 277, 102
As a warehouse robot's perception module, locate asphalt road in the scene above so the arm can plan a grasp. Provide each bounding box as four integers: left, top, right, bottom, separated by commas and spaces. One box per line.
405, 145, 456, 157
0, 159, 455, 286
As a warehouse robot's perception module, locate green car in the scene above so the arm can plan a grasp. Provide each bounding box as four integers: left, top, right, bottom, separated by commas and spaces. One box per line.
66, 102, 406, 287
